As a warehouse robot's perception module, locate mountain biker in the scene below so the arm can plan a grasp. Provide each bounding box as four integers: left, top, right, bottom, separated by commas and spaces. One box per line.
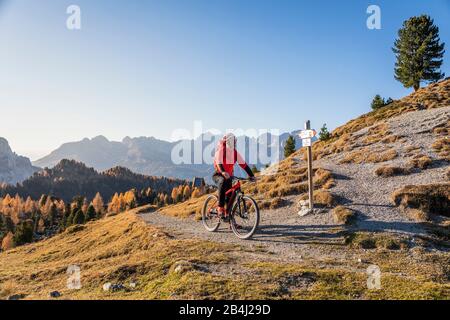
213, 133, 255, 219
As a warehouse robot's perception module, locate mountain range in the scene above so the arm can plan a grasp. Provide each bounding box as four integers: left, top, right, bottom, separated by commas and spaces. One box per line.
33, 131, 305, 181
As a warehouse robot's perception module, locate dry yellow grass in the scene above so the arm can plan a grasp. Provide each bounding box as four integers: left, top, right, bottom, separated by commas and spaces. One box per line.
391, 183, 450, 218
332, 206, 355, 224
1, 207, 449, 300
409, 154, 433, 170
432, 137, 450, 161
432, 120, 450, 136
432, 137, 450, 152
300, 190, 335, 208
374, 166, 411, 177
158, 195, 209, 219
340, 148, 397, 164
406, 208, 430, 222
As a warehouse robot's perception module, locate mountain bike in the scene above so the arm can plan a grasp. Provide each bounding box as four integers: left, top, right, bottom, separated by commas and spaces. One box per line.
202, 176, 260, 239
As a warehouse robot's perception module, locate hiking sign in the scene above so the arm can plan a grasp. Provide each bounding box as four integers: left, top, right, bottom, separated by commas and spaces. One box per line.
299, 129, 316, 148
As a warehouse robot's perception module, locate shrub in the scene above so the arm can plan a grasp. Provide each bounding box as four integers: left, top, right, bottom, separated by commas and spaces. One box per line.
391, 183, 449, 217
409, 155, 433, 169
374, 166, 410, 177
269, 198, 289, 209
332, 206, 355, 224
432, 137, 449, 154
313, 190, 335, 208
367, 149, 398, 163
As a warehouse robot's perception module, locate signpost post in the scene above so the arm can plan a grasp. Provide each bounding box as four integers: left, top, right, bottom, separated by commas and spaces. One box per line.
299, 121, 316, 212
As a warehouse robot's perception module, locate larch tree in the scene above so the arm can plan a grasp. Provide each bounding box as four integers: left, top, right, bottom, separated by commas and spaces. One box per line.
92, 192, 104, 216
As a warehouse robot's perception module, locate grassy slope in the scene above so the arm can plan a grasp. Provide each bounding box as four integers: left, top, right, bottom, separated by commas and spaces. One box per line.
0, 207, 448, 300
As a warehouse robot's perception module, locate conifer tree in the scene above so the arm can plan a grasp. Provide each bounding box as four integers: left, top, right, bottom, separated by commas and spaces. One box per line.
73, 209, 85, 225
393, 15, 445, 91
371, 95, 386, 110
92, 192, 104, 216
319, 124, 331, 141
284, 135, 296, 158
13, 220, 33, 246
85, 204, 96, 222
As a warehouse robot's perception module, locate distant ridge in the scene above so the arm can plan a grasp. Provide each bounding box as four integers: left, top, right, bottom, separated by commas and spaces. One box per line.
0, 159, 186, 202
0, 137, 39, 185
34, 132, 305, 181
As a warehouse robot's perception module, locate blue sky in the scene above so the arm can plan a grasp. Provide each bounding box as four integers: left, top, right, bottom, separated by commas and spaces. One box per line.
0, 0, 449, 160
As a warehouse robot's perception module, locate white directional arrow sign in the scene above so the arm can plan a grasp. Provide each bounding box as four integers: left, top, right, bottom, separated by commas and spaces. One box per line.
299, 129, 317, 139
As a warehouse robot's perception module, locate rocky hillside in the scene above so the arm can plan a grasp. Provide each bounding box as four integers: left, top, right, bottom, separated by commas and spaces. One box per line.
0, 138, 39, 185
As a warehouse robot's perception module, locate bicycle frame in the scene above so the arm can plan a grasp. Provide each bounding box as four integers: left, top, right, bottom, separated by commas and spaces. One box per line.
224, 180, 244, 215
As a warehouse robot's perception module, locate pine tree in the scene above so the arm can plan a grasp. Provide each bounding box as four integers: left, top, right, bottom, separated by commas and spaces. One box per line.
319, 124, 331, 141
59, 210, 68, 232
73, 209, 85, 225
84, 205, 96, 222
13, 220, 34, 246
393, 15, 445, 91
66, 211, 75, 227
284, 135, 296, 158
48, 203, 58, 227
371, 95, 386, 110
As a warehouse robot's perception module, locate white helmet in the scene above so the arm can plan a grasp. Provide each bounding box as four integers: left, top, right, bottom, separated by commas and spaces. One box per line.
223, 133, 236, 149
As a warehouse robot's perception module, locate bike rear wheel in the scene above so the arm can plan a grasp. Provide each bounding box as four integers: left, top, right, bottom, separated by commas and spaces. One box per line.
202, 194, 221, 232
230, 195, 259, 239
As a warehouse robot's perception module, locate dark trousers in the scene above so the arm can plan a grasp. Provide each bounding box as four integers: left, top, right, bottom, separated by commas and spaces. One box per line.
212, 173, 232, 207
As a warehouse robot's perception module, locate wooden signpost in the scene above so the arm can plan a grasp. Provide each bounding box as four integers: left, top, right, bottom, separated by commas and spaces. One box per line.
300, 121, 316, 212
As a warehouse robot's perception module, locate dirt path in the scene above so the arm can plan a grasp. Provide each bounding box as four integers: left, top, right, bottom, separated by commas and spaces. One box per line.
140, 207, 350, 263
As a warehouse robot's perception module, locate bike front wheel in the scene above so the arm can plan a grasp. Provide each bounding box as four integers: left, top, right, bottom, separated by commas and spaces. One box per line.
202, 194, 221, 232
230, 196, 259, 239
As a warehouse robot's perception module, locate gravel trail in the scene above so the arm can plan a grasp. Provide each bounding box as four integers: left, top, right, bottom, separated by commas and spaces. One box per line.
141, 107, 449, 260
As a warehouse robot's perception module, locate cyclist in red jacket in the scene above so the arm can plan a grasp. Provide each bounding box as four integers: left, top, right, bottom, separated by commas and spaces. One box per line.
213, 133, 255, 218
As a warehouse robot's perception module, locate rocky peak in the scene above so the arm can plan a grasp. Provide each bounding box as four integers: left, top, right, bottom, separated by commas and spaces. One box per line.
0, 138, 39, 185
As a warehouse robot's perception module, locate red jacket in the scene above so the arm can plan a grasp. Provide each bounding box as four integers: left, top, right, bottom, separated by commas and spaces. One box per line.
213, 139, 253, 177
